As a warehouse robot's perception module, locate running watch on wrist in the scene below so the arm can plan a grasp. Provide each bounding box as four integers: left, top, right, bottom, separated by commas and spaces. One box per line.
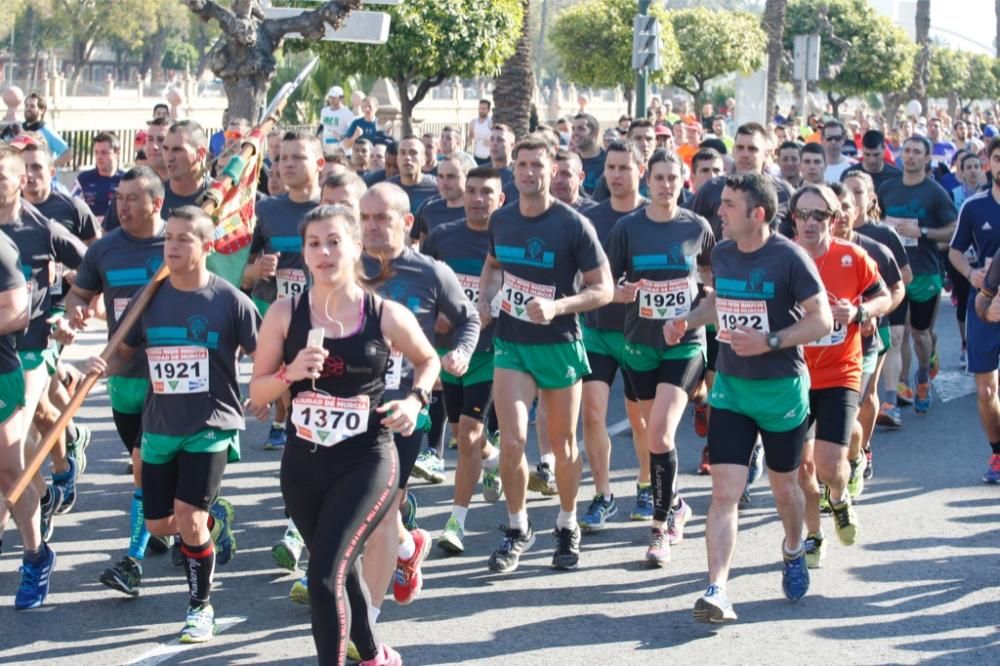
408, 387, 431, 407
767, 332, 781, 351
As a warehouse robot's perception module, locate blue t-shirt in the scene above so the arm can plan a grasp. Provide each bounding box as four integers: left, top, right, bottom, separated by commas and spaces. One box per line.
346, 118, 377, 143
72, 168, 123, 218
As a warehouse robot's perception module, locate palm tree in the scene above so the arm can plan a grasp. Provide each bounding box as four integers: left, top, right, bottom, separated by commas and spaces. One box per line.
910, 0, 931, 113
996, 0, 1000, 57
763, 0, 787, 124
493, 0, 534, 139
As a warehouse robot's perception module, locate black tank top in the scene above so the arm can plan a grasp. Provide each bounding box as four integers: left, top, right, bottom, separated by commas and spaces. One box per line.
284, 290, 391, 444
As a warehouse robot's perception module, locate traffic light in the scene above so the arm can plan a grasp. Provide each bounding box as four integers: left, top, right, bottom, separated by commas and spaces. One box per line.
632, 15, 662, 71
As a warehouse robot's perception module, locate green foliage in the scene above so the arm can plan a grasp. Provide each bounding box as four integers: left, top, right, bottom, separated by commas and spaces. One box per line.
963, 54, 1000, 104
785, 0, 917, 100
928, 46, 970, 99
310, 0, 523, 88
667, 7, 767, 102
548, 0, 680, 92
162, 39, 198, 73
267, 52, 379, 126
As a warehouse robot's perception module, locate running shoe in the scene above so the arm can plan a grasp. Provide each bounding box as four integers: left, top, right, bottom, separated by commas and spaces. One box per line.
877, 402, 902, 428
411, 449, 446, 484
171, 535, 184, 566
551, 525, 581, 570
402, 491, 419, 531
272, 530, 304, 571
146, 535, 170, 554
360, 644, 403, 666
804, 532, 825, 569
347, 642, 362, 663
393, 528, 431, 605
929, 350, 940, 380
437, 515, 465, 554
66, 424, 91, 477
263, 425, 286, 451
15, 545, 56, 610
482, 466, 503, 503
697, 445, 711, 475
896, 383, 914, 406
863, 447, 874, 480
289, 576, 309, 605
747, 440, 764, 485
667, 498, 692, 545
960, 343, 968, 368
914, 380, 932, 414
528, 462, 558, 496
693, 402, 709, 438
782, 548, 810, 601
448, 436, 458, 450
645, 527, 670, 567
52, 456, 78, 515
488, 523, 535, 574
983, 453, 1000, 484
818, 483, 831, 514
630, 484, 654, 520
528, 398, 537, 424
847, 456, 866, 498
179, 603, 216, 644
578, 493, 617, 531
831, 496, 859, 545
693, 584, 737, 624
209, 498, 236, 565
39, 484, 64, 543
738, 484, 751, 510
99, 556, 142, 597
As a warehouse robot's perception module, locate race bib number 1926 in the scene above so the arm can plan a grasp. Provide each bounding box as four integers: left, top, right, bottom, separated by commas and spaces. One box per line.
638, 278, 692, 320
148, 346, 209, 394
291, 392, 369, 447
716, 298, 770, 344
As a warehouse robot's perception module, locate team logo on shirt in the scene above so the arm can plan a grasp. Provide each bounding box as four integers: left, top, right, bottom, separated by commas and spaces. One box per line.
667, 243, 686, 267
748, 268, 767, 293
526, 237, 546, 262
187, 315, 210, 343
841, 255, 853, 267
984, 222, 993, 230
322, 354, 345, 377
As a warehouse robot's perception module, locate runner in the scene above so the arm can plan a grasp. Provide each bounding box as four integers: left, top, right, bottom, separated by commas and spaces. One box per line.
572, 113, 606, 195
551, 150, 596, 213
468, 99, 493, 166
71, 131, 123, 221
878, 135, 958, 416
250, 203, 439, 665
387, 136, 439, 216
478, 135, 614, 572
791, 184, 891, 569
85, 206, 253, 641
577, 140, 652, 532
0, 145, 53, 609
421, 166, 506, 553
318, 85, 355, 150
953, 136, 1000, 484
63, 167, 167, 596
245, 130, 323, 451
409, 154, 470, 245
607, 149, 714, 565
665, 173, 833, 622
360, 182, 479, 614
822, 120, 857, 182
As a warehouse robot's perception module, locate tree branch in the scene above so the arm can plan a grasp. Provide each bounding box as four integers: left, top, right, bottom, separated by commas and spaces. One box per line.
183, 0, 235, 29
409, 73, 448, 108
266, 0, 364, 41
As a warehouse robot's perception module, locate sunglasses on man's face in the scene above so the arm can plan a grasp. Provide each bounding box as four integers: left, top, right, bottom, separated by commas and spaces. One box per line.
795, 208, 834, 222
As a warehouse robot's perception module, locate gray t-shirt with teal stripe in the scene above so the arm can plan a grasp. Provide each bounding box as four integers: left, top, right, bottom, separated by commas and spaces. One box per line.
711, 233, 823, 380
606, 207, 715, 349
125, 275, 259, 436
582, 198, 647, 332
74, 225, 165, 377
249, 193, 318, 303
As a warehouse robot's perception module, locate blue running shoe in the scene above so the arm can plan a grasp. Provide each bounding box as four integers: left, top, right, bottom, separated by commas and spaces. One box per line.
40, 484, 64, 542
179, 603, 216, 643
209, 498, 236, 565
629, 484, 654, 521
914, 373, 932, 414
15, 544, 56, 610
53, 456, 78, 515
402, 491, 418, 531
984, 453, 1000, 484
263, 425, 286, 450
578, 493, 617, 531
782, 547, 810, 601
747, 440, 764, 485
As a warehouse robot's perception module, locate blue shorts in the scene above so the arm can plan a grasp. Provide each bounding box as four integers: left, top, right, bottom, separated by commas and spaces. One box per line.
965, 292, 1000, 374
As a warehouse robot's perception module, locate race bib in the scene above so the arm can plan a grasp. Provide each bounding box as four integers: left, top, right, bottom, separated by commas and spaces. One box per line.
291, 392, 369, 447
500, 275, 556, 322
51, 263, 64, 297
807, 319, 847, 347
638, 278, 693, 320
113, 297, 130, 323
276, 268, 307, 298
884, 216, 918, 247
458, 274, 480, 304
147, 346, 209, 394
716, 298, 770, 344
385, 349, 403, 390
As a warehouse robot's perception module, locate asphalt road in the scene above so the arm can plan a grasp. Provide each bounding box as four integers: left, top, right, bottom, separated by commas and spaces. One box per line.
1, 298, 997, 665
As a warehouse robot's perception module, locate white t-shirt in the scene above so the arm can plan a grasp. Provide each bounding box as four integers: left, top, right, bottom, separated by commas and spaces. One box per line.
471, 116, 492, 159
824, 158, 856, 183
320, 106, 356, 146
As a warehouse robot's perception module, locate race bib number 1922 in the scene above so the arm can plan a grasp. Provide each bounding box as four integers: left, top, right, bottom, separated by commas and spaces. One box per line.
716, 298, 770, 344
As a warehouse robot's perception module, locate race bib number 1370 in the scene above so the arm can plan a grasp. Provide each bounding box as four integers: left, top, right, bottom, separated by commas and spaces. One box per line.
291, 392, 369, 447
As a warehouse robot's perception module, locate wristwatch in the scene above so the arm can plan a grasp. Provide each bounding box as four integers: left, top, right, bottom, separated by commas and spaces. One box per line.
408, 387, 431, 408
920, 227, 929, 238
855, 304, 869, 324
767, 332, 782, 351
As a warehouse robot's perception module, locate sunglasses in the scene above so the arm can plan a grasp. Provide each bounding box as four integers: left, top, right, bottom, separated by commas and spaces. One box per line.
795, 208, 834, 222
824, 135, 845, 142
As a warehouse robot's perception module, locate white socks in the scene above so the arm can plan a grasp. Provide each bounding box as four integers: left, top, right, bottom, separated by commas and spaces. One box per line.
556, 510, 577, 530
398, 531, 416, 561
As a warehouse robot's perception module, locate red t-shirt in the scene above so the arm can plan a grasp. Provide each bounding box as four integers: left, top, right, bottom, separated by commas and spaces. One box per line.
803, 239, 881, 391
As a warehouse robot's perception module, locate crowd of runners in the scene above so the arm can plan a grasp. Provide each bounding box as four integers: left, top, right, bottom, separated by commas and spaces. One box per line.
0, 86, 998, 665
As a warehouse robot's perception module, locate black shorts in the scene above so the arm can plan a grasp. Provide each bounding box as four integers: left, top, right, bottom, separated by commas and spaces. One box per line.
806, 387, 861, 447
888, 296, 909, 327
625, 354, 705, 402
909, 295, 939, 332
583, 352, 638, 401
441, 380, 493, 423
112, 409, 143, 454
395, 430, 423, 489
142, 449, 228, 520
706, 327, 719, 371
707, 408, 808, 474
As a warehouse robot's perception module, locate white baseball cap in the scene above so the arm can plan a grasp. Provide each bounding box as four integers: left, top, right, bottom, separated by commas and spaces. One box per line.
327, 86, 344, 98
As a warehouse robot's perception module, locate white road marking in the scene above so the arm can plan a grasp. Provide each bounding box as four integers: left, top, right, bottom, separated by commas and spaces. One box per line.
934, 370, 976, 403
124, 616, 247, 666
608, 418, 631, 436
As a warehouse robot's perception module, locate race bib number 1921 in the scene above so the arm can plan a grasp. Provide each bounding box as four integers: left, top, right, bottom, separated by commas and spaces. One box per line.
148, 346, 209, 394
